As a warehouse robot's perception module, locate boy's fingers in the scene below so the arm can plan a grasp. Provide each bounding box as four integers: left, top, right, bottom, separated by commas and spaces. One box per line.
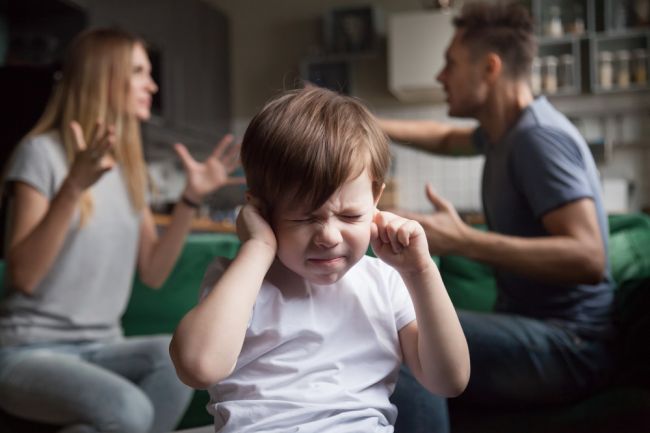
370, 222, 379, 241
397, 220, 419, 247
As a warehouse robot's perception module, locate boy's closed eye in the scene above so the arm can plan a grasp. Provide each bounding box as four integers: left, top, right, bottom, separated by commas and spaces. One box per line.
286, 213, 365, 224
339, 214, 363, 221
288, 217, 317, 223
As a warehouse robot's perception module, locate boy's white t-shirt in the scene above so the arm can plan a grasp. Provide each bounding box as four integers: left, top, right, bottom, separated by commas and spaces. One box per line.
200, 255, 416, 433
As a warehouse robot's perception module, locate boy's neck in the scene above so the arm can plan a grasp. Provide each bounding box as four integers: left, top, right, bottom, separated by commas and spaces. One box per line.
267, 258, 312, 297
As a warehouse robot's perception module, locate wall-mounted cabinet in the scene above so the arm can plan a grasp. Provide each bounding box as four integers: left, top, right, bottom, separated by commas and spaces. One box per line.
528, 0, 649, 97
387, 10, 454, 103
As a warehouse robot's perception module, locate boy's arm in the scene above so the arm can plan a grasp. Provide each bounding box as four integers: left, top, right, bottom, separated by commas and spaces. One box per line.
398, 267, 469, 397
371, 211, 469, 397
169, 203, 276, 389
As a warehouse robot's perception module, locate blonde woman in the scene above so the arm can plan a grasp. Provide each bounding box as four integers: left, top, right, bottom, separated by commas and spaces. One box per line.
0, 28, 241, 432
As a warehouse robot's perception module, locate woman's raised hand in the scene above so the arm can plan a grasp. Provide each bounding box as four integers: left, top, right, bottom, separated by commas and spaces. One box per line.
174, 134, 245, 204
66, 120, 116, 191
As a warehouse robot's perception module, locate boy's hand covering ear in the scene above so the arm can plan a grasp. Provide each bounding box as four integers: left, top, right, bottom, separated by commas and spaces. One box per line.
371, 210, 433, 275
236, 197, 277, 253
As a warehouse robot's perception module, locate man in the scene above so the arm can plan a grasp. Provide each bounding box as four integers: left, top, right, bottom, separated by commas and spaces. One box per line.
381, 2, 614, 431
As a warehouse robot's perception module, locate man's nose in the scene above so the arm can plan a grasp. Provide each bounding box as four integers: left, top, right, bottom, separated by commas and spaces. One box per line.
436, 68, 445, 85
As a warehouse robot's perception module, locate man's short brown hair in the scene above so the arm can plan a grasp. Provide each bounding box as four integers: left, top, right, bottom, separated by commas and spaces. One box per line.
241, 87, 390, 213
453, 1, 536, 79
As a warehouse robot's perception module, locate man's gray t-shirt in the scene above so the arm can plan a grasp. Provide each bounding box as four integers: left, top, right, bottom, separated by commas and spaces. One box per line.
474, 97, 613, 338
0, 131, 142, 345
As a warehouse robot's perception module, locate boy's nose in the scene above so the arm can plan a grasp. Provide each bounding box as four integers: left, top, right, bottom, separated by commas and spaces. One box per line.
313, 222, 342, 248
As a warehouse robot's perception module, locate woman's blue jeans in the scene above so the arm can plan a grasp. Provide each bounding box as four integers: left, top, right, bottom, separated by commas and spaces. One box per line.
391, 310, 614, 433
0, 335, 193, 433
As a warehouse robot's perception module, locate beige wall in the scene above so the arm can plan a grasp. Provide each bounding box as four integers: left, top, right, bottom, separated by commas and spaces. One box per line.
207, 0, 436, 120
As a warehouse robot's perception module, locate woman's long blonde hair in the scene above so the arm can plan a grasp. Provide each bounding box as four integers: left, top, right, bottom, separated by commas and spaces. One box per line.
27, 27, 148, 225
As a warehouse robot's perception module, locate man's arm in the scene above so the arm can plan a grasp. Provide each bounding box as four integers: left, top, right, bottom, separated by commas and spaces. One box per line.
461, 198, 605, 284
377, 118, 477, 156
407, 185, 606, 285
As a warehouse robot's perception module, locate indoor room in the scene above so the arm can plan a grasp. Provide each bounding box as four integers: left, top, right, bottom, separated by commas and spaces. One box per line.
1, 0, 649, 432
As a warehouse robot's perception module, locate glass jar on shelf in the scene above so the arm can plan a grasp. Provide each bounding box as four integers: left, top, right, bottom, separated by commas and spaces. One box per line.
598, 51, 614, 90
542, 55, 558, 94
566, 4, 585, 35
558, 54, 575, 91
545, 5, 563, 37
631, 48, 648, 86
615, 49, 631, 89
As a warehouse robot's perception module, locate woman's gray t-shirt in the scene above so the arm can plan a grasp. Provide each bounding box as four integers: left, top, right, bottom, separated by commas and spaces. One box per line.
0, 131, 142, 346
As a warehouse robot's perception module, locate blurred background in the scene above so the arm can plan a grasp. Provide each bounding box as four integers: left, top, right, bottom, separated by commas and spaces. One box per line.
1, 0, 649, 228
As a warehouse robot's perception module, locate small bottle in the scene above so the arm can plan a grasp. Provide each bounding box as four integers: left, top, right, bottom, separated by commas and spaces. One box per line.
543, 55, 558, 94
632, 48, 648, 85
546, 6, 563, 37
598, 51, 614, 90
616, 49, 631, 89
531, 56, 542, 94
558, 54, 575, 91
569, 4, 585, 35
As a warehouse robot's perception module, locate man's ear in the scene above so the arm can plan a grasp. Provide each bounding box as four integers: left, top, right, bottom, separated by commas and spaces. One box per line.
373, 183, 386, 207
484, 52, 502, 83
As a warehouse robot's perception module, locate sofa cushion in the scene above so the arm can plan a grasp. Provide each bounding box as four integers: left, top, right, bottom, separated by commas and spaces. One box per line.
439, 254, 497, 312
122, 233, 240, 336
438, 224, 496, 312
608, 213, 650, 285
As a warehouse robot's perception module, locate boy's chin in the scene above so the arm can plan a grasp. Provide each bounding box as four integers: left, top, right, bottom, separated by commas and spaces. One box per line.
284, 263, 347, 286
304, 272, 345, 286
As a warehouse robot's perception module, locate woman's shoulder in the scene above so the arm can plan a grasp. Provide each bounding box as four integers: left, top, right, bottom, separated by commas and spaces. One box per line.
14, 130, 63, 158
7, 130, 65, 181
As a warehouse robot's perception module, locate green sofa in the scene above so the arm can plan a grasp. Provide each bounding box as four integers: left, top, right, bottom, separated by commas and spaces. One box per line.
1, 214, 649, 431
442, 213, 650, 433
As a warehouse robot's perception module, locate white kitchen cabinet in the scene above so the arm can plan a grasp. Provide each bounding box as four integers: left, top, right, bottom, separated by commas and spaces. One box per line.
387, 10, 454, 103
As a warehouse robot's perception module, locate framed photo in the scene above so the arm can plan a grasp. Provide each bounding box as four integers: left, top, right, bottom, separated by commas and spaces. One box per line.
300, 58, 352, 95
324, 6, 379, 55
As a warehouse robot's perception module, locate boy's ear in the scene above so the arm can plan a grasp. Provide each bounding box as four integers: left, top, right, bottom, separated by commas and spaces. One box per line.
373, 183, 385, 207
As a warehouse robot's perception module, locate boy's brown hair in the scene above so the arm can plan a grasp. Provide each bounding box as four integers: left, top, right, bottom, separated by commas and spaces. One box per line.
241, 86, 390, 213
454, 1, 536, 79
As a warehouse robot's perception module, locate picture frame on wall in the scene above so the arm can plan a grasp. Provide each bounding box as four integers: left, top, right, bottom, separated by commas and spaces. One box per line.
300, 58, 352, 95
324, 6, 380, 55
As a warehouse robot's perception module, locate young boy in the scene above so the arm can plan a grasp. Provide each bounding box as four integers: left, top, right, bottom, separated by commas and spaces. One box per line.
170, 87, 469, 432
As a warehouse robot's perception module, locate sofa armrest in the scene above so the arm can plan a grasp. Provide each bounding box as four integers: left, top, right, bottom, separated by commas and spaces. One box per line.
122, 233, 240, 336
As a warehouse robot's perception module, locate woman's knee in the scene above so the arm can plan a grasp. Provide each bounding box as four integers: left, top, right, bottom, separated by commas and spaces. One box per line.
92, 386, 154, 433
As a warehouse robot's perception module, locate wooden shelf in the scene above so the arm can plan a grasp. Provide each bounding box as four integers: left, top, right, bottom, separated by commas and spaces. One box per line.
153, 213, 235, 233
